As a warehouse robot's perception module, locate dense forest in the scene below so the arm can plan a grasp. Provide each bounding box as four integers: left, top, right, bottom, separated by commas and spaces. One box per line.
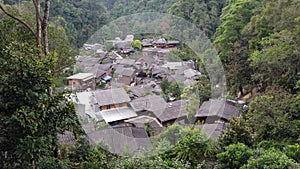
0, 0, 299, 168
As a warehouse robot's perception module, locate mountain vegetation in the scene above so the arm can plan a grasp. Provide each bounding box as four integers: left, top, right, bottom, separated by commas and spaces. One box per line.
0, 0, 299, 168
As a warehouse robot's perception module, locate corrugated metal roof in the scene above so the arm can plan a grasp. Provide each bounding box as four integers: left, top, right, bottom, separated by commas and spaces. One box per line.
100, 107, 137, 123
67, 73, 95, 81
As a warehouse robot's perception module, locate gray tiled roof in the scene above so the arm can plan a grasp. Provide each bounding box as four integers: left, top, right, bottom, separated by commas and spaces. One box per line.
118, 59, 135, 65
196, 100, 239, 121
115, 66, 135, 77
159, 100, 187, 122
130, 95, 167, 117
129, 85, 153, 97
87, 126, 152, 154
184, 68, 200, 79
195, 123, 227, 140
125, 115, 163, 128
94, 88, 130, 106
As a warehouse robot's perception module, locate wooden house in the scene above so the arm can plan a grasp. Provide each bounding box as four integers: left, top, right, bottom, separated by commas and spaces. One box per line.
94, 88, 137, 124
67, 73, 95, 91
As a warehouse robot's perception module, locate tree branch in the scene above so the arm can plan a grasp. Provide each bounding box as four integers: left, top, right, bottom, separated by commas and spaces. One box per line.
0, 4, 37, 39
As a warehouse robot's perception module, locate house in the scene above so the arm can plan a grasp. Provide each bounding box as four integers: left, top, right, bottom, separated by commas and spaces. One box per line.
162, 62, 185, 71
100, 107, 137, 124
124, 115, 163, 136
124, 115, 163, 128
117, 58, 136, 67
94, 88, 131, 111
158, 100, 187, 127
94, 88, 137, 124
113, 35, 135, 54
166, 40, 180, 48
129, 85, 154, 98
76, 91, 99, 121
141, 39, 153, 48
130, 95, 167, 118
75, 56, 101, 72
184, 68, 201, 79
135, 56, 155, 70
86, 63, 113, 82
87, 126, 152, 155
67, 73, 95, 91
153, 38, 179, 48
152, 66, 170, 79
114, 66, 136, 85
195, 100, 240, 124
153, 38, 167, 48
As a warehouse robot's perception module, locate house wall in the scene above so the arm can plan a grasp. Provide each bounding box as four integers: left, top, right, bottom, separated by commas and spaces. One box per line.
162, 120, 175, 127
68, 79, 81, 86
196, 116, 228, 124
100, 102, 128, 111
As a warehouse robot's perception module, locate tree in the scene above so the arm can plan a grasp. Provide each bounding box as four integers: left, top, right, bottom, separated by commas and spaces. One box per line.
214, 0, 261, 61
0, 0, 51, 55
48, 23, 76, 74
172, 127, 213, 166
246, 86, 300, 143
194, 75, 211, 103
160, 78, 183, 102
0, 10, 80, 168
215, 143, 253, 169
218, 117, 254, 149
131, 40, 142, 50
181, 86, 200, 123
241, 149, 299, 169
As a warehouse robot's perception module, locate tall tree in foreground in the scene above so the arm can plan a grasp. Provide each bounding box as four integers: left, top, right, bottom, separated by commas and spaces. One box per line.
0, 7, 80, 169
0, 0, 51, 55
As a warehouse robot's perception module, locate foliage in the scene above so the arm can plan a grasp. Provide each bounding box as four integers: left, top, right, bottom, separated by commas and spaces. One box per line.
214, 0, 262, 61
0, 43, 80, 168
216, 143, 253, 169
37, 157, 69, 169
194, 75, 212, 103
131, 39, 142, 50
218, 117, 254, 149
160, 78, 183, 101
172, 127, 213, 166
67, 137, 114, 169
0, 11, 80, 168
285, 143, 300, 163
48, 23, 76, 74
241, 149, 300, 169
181, 86, 200, 123
156, 125, 213, 167
168, 0, 226, 39
50, 0, 109, 48
246, 87, 300, 143
112, 156, 191, 169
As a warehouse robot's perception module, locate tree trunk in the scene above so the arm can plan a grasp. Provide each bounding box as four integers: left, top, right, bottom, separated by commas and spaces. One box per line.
42, 0, 50, 55
32, 0, 42, 53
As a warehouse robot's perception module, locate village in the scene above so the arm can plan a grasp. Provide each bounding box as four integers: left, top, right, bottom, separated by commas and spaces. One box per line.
60, 35, 243, 154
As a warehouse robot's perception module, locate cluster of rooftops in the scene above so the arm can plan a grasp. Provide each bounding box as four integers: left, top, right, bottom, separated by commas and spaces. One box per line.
60, 35, 242, 154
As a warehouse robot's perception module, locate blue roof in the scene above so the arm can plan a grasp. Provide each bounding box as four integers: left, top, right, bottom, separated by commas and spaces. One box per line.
104, 76, 111, 81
